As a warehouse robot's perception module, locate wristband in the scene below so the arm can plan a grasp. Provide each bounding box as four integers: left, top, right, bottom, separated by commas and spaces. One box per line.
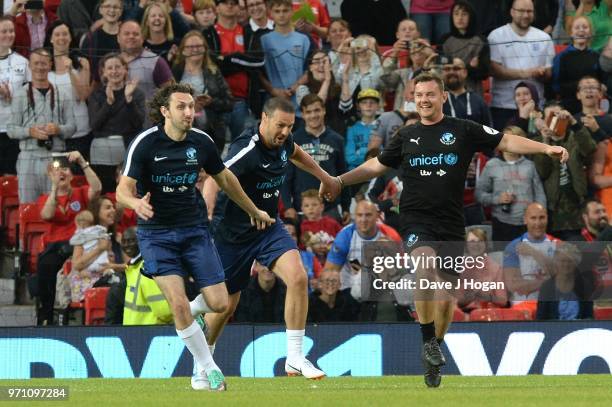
336, 176, 345, 188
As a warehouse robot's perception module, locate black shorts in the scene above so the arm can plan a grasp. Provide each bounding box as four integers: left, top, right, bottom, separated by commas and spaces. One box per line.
403, 223, 465, 276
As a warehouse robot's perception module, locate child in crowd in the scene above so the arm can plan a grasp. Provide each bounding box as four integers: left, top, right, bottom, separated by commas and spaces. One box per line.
69, 210, 113, 302
345, 88, 381, 170
299, 189, 342, 248
192, 0, 217, 30
304, 230, 334, 267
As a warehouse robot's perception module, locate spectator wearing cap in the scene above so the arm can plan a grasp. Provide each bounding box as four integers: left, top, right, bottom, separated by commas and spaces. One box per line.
507, 81, 541, 134
345, 88, 380, 170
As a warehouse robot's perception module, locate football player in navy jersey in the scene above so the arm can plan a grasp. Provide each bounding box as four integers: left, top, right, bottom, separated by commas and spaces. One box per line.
320, 72, 569, 388
197, 97, 338, 380
117, 83, 274, 391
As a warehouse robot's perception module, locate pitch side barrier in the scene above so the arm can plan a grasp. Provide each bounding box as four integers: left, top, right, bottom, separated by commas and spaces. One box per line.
0, 321, 611, 379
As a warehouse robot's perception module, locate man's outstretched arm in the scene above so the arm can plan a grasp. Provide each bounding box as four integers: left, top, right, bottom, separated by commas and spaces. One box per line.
320, 157, 391, 202
498, 133, 569, 162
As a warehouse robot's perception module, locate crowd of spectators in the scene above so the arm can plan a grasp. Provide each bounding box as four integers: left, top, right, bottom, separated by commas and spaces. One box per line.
0, 0, 611, 325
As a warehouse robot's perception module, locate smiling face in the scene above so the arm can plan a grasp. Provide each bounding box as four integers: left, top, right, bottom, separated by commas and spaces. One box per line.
102, 56, 128, 86
97, 198, 117, 228
50, 24, 71, 52
48, 162, 73, 189
442, 58, 467, 91
30, 51, 52, 82
571, 16, 592, 47
147, 4, 167, 35
302, 100, 325, 131
329, 20, 350, 49
414, 79, 446, 123
524, 203, 547, 240
246, 0, 267, 20
0, 19, 15, 50
100, 0, 122, 24
182, 34, 206, 60
319, 270, 341, 297
260, 109, 295, 148
118, 21, 144, 53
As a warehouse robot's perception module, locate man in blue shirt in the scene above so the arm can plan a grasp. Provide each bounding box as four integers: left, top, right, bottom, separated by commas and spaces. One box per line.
198, 97, 337, 380
117, 83, 273, 392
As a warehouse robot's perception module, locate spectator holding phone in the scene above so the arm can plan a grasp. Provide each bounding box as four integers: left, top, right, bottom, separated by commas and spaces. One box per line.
173, 30, 234, 152
11, 0, 57, 58
36, 151, 102, 325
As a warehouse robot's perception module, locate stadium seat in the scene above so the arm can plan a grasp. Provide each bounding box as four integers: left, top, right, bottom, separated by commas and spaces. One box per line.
84, 287, 110, 325
0, 176, 19, 246
19, 203, 49, 252
71, 175, 87, 188
453, 307, 468, 322
594, 307, 612, 320
469, 308, 532, 321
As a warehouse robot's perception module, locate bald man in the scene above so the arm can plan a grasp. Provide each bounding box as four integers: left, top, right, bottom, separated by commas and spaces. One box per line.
325, 200, 401, 297
503, 202, 560, 307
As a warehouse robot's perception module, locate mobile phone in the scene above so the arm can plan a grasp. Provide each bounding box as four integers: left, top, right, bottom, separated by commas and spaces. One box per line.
50, 154, 70, 169
350, 38, 368, 49
25, 1, 44, 10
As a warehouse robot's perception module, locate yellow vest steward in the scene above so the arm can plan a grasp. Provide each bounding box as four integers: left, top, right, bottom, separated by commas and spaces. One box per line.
123, 255, 173, 325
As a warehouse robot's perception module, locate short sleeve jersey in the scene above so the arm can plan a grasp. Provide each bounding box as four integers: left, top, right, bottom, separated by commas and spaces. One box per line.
37, 186, 90, 245
378, 116, 503, 233
217, 130, 296, 244
122, 126, 225, 229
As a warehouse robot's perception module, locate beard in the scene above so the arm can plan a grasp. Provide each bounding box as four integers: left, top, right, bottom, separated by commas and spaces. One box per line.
445, 75, 462, 91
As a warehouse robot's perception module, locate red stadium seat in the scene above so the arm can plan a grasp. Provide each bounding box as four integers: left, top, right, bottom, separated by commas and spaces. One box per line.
469, 308, 532, 321
594, 307, 612, 320
0, 176, 19, 247
19, 203, 49, 251
71, 175, 87, 188
84, 287, 110, 325
453, 307, 468, 322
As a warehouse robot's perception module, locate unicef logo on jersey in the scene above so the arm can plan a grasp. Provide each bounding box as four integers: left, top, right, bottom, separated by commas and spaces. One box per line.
444, 153, 458, 165
408, 153, 459, 167
280, 150, 287, 162
440, 132, 455, 145
405, 234, 419, 247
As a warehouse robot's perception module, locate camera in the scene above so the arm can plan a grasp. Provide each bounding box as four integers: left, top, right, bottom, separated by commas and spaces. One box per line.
25, 1, 44, 10
350, 38, 368, 49
38, 139, 53, 151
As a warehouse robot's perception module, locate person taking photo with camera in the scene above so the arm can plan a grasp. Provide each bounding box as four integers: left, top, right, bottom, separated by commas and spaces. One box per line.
7, 47, 75, 203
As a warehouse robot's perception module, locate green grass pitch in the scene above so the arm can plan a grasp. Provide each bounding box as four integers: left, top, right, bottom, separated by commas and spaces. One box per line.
1, 375, 611, 406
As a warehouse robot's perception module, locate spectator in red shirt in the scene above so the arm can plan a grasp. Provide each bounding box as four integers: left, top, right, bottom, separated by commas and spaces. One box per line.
299, 189, 342, 248
36, 151, 102, 325
10, 0, 56, 57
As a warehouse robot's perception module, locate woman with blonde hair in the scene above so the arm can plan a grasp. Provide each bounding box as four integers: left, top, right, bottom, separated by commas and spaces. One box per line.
172, 30, 234, 152
142, 2, 178, 63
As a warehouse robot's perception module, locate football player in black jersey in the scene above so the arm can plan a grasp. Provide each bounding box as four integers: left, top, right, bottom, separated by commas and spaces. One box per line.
321, 72, 568, 387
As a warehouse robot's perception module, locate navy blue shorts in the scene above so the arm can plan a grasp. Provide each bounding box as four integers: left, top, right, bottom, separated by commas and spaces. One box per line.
215, 222, 298, 294
137, 225, 225, 289
403, 223, 465, 276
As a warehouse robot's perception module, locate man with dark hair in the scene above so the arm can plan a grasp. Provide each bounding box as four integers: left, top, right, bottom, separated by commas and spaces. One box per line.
117, 83, 274, 392
286, 94, 350, 222
199, 96, 338, 381
321, 72, 569, 388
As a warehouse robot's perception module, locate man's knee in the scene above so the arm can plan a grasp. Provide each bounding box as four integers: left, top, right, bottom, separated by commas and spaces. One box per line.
284, 268, 308, 290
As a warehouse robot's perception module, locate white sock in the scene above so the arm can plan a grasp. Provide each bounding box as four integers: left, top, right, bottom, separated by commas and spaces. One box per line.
177, 321, 218, 374
190, 294, 214, 316
286, 329, 305, 362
